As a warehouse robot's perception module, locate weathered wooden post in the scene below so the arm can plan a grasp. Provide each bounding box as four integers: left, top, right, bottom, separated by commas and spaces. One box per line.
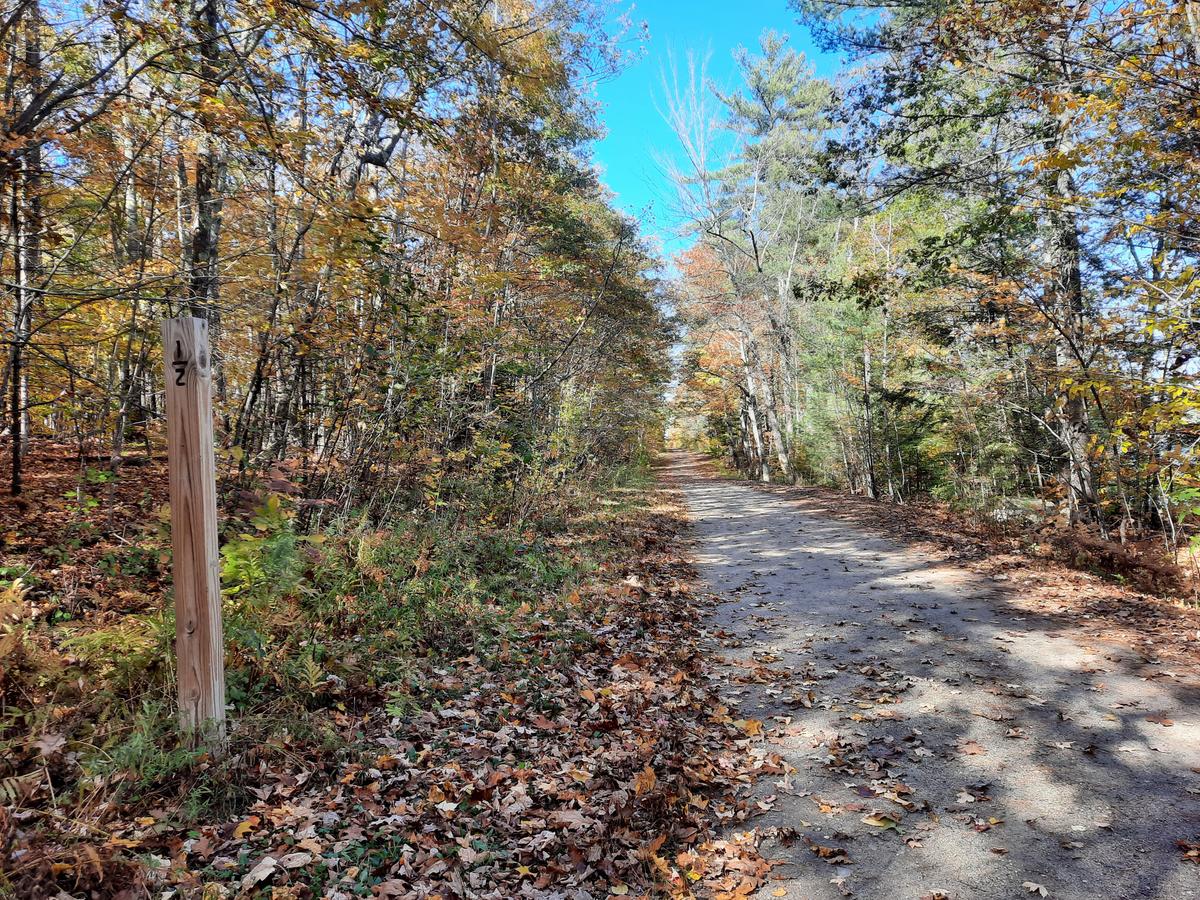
161, 316, 226, 744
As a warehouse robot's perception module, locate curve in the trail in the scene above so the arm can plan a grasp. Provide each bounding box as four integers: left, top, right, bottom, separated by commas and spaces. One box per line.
666, 450, 1200, 900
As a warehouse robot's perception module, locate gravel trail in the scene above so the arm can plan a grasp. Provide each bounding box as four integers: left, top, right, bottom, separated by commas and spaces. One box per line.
667, 450, 1200, 900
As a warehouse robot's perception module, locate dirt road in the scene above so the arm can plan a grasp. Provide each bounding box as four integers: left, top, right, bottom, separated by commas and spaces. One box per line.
667, 451, 1200, 900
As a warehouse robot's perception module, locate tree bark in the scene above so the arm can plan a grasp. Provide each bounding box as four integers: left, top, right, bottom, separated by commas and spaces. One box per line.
187, 0, 222, 319
758, 359, 793, 482
10, 5, 41, 495
739, 338, 770, 482
861, 339, 878, 499
1043, 96, 1096, 524
1185, 0, 1200, 60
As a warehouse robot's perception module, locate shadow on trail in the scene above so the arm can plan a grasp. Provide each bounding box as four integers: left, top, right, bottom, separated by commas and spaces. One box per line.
662, 450, 1200, 900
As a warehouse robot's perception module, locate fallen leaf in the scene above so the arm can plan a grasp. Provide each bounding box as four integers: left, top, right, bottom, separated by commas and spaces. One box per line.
232, 815, 260, 838
375, 880, 409, 898
550, 809, 592, 829
241, 856, 278, 890
33, 733, 67, 757
805, 837, 851, 864
633, 765, 657, 796
862, 812, 901, 830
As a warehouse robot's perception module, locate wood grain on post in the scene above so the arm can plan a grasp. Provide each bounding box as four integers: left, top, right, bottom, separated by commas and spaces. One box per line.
161, 317, 226, 744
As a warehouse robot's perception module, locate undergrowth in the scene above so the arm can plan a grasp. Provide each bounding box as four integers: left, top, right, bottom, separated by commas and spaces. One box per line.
0, 459, 648, 893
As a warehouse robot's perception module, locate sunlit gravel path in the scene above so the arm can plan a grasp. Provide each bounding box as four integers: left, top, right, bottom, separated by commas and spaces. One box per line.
666, 450, 1200, 900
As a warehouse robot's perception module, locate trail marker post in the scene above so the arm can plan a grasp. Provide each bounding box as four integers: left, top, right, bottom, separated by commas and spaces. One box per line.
161, 316, 226, 745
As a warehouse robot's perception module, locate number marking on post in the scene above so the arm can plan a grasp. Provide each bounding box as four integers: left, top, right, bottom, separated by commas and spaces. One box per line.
173, 339, 188, 386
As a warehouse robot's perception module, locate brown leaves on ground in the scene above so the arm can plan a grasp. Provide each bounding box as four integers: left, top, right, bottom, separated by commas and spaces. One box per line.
0, 447, 170, 610
803, 836, 851, 865
53, 487, 776, 899
1178, 839, 1200, 864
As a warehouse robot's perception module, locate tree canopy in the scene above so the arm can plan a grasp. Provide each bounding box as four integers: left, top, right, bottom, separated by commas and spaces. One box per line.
671, 1, 1200, 543
2, 0, 670, 515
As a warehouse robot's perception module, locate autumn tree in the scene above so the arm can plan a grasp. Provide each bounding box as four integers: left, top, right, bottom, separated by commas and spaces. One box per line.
1, 0, 669, 518
674, 3, 1200, 543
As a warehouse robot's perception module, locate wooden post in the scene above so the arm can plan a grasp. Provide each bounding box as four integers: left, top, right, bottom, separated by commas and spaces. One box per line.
161, 317, 226, 744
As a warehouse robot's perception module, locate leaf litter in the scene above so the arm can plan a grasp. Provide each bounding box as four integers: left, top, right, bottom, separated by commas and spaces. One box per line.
120, 487, 783, 898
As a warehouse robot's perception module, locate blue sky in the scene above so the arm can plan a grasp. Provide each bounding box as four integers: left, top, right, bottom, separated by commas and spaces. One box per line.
588, 0, 843, 257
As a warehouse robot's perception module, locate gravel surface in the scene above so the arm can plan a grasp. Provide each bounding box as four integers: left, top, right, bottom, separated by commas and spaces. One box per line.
667, 451, 1200, 900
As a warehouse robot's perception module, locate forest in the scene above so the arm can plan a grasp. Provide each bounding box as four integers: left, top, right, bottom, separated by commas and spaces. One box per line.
671, 0, 1200, 548
3, 0, 1200, 898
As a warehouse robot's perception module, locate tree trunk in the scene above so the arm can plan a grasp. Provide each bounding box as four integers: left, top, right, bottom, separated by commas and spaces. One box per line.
754, 344, 793, 482
740, 363, 770, 482
1186, 0, 1200, 60
1043, 102, 1096, 524
10, 174, 26, 496
111, 34, 143, 472
861, 339, 878, 499
10, 5, 42, 495
188, 0, 222, 319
